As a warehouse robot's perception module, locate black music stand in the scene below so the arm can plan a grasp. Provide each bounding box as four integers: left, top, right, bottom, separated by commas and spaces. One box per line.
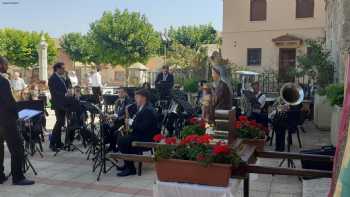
18, 109, 42, 175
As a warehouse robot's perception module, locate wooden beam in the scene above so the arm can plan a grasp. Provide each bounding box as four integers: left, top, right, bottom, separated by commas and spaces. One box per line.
256, 151, 333, 162
107, 153, 155, 163
247, 164, 332, 178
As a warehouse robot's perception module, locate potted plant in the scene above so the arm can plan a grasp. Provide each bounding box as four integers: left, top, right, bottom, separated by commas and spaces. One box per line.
324, 84, 344, 145
294, 39, 334, 130
181, 117, 207, 138
152, 134, 240, 187
235, 115, 266, 151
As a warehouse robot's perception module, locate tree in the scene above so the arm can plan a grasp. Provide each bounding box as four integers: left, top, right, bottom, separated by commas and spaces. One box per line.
0, 28, 57, 68
168, 24, 218, 50
89, 9, 161, 85
61, 33, 86, 65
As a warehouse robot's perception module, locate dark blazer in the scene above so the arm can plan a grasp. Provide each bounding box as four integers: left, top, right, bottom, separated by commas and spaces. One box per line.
48, 73, 71, 110
155, 72, 174, 89
213, 80, 233, 110
115, 96, 132, 120
0, 75, 18, 124
131, 103, 159, 141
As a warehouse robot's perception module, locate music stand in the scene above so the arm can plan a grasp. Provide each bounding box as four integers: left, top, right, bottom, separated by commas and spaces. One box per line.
18, 109, 42, 175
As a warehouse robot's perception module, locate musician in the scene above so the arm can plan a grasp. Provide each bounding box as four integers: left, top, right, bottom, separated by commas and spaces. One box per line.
0, 56, 35, 185
48, 62, 72, 152
105, 87, 132, 152
117, 89, 159, 177
249, 81, 268, 128
211, 65, 233, 111
155, 65, 174, 99
91, 67, 103, 103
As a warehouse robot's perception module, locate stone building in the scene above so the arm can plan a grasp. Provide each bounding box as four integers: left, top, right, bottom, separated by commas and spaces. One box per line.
325, 0, 350, 82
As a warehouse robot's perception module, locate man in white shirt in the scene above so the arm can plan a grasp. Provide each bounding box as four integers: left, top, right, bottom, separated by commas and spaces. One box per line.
250, 81, 268, 127
91, 68, 103, 103
11, 72, 27, 101
68, 71, 78, 88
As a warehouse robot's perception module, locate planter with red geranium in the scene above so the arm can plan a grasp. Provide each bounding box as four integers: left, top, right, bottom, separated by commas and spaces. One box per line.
152, 134, 240, 187
235, 116, 267, 152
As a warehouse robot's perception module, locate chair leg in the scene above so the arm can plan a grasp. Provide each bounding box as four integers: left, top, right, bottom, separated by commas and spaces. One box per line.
138, 162, 142, 176
269, 129, 275, 146
296, 128, 302, 148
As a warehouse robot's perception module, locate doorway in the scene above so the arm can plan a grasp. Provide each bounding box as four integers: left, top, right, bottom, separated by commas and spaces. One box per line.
279, 48, 296, 82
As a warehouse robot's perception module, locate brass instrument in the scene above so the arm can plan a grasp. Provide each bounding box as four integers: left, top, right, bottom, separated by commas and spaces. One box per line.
279, 83, 304, 106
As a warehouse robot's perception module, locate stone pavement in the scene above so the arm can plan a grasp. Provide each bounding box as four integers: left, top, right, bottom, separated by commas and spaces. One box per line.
0, 112, 332, 197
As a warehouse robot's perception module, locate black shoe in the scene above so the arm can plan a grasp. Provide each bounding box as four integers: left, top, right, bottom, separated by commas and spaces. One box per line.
49, 144, 60, 152
13, 178, 35, 186
0, 175, 8, 184
116, 165, 126, 171
57, 142, 65, 149
117, 168, 136, 177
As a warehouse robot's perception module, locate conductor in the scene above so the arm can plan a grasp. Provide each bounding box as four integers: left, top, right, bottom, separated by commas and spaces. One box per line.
0, 56, 35, 185
155, 65, 174, 99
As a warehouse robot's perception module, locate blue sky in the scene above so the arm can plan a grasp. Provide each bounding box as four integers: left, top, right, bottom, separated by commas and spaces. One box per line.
0, 0, 222, 38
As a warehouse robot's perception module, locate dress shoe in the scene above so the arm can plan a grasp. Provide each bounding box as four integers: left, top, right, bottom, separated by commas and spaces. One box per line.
116, 165, 126, 171
57, 142, 65, 149
117, 168, 136, 177
49, 144, 60, 152
0, 175, 8, 184
13, 178, 35, 186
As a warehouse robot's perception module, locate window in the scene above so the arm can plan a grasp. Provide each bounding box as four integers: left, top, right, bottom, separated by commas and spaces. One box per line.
250, 0, 267, 21
296, 0, 314, 18
247, 48, 262, 66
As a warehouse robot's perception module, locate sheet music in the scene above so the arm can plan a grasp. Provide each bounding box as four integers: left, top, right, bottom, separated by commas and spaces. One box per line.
18, 109, 42, 121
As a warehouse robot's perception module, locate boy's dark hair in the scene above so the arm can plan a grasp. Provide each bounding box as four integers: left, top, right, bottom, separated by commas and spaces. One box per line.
0, 56, 9, 66
135, 89, 150, 102
53, 62, 65, 72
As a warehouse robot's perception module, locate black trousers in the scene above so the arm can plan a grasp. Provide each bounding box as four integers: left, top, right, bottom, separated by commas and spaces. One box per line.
51, 109, 66, 147
92, 87, 102, 103
0, 122, 25, 182
117, 135, 138, 170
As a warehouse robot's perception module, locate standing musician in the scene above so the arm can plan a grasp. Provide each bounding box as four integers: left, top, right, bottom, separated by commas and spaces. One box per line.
249, 81, 268, 128
211, 65, 233, 111
155, 65, 174, 99
48, 62, 72, 152
91, 67, 103, 103
0, 56, 35, 185
117, 89, 159, 177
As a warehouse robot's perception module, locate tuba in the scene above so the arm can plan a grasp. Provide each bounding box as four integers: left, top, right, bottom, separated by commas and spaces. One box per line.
280, 83, 304, 106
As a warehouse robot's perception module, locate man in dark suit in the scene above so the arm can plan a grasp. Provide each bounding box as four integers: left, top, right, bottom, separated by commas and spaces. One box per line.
0, 56, 35, 185
48, 62, 71, 152
117, 89, 159, 177
155, 65, 174, 99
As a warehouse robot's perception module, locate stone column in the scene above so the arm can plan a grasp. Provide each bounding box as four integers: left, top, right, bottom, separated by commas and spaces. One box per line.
38, 34, 48, 81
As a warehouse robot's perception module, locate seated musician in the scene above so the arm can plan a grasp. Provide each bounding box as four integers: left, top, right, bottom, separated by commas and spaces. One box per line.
106, 87, 132, 152
117, 89, 159, 177
249, 81, 268, 128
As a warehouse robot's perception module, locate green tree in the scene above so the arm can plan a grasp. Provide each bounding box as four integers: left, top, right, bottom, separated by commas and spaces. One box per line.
0, 28, 57, 68
168, 24, 218, 50
89, 9, 160, 85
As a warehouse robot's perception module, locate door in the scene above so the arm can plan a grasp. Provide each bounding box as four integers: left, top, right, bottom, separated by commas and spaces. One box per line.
279, 48, 296, 82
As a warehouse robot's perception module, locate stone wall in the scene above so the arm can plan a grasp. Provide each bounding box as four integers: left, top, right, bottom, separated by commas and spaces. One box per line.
326, 0, 350, 82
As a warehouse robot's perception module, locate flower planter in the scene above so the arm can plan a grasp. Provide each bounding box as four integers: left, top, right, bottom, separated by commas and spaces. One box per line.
313, 94, 332, 130
331, 105, 342, 146
240, 138, 265, 152
155, 159, 231, 187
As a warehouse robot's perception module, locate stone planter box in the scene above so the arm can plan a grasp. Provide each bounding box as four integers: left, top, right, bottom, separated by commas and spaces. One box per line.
155, 159, 231, 187
240, 138, 265, 152
313, 94, 332, 130
331, 105, 342, 146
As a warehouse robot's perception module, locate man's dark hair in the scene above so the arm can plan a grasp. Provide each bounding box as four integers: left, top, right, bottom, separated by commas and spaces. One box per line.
0, 56, 9, 66
53, 62, 65, 72
135, 88, 150, 102
162, 65, 169, 70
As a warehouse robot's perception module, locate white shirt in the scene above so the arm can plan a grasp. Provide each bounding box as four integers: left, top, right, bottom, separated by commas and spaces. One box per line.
91, 72, 103, 87
69, 75, 79, 87
11, 78, 27, 91
256, 91, 266, 109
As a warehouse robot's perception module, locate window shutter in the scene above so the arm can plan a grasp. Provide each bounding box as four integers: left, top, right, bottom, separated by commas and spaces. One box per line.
250, 0, 267, 21
296, 0, 314, 18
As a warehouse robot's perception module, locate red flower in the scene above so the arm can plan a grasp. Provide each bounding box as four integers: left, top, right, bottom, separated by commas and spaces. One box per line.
196, 154, 206, 161
199, 119, 206, 129
153, 134, 165, 142
165, 137, 177, 145
235, 121, 242, 129
180, 134, 199, 145
196, 134, 213, 144
189, 117, 198, 125
239, 115, 248, 122
249, 120, 257, 127
213, 143, 231, 155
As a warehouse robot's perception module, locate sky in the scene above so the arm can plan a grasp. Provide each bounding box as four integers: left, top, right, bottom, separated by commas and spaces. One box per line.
0, 0, 223, 38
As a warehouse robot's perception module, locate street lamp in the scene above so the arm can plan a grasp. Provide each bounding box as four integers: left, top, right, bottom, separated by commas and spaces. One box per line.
161, 29, 170, 64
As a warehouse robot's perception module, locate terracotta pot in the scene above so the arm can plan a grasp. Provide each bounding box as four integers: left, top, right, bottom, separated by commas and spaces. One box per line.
240, 138, 265, 152
155, 159, 231, 187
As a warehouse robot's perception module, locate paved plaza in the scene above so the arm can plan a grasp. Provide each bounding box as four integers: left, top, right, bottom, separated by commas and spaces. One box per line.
1, 112, 331, 197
